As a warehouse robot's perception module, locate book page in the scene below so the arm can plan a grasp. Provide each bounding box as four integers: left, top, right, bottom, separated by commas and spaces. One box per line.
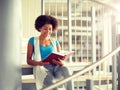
52, 50, 74, 56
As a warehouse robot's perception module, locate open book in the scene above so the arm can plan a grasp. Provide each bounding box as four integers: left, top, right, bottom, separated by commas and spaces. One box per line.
42, 50, 74, 65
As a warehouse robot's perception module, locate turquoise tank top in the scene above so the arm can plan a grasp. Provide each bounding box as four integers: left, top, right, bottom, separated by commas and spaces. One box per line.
28, 37, 59, 60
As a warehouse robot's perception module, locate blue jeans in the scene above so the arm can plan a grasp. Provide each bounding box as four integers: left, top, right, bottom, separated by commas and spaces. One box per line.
44, 65, 74, 90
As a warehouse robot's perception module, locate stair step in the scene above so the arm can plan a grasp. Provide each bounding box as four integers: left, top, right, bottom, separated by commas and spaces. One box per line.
22, 75, 35, 83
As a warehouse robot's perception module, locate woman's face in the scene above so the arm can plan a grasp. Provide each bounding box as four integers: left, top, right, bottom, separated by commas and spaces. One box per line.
40, 24, 53, 37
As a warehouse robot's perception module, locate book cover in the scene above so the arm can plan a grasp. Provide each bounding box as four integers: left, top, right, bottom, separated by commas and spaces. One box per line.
42, 51, 74, 65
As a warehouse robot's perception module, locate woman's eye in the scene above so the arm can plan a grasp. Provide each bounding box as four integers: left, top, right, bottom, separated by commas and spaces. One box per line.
49, 29, 52, 31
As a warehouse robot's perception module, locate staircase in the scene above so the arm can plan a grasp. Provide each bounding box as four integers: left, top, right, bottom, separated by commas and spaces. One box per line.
22, 46, 120, 90
22, 62, 91, 90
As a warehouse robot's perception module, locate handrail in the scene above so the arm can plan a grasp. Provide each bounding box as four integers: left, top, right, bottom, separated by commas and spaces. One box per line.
42, 46, 120, 90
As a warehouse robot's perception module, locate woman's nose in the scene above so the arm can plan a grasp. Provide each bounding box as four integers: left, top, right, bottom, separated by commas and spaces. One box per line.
46, 29, 51, 32
46, 29, 49, 32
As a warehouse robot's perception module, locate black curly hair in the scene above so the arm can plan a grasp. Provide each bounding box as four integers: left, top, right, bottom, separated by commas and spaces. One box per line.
35, 15, 59, 32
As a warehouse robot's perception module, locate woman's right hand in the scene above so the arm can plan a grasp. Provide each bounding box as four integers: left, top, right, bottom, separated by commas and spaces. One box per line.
38, 61, 49, 66
52, 59, 63, 66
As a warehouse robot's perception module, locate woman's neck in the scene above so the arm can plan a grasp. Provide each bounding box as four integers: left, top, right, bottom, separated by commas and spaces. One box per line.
39, 35, 51, 46
39, 35, 50, 41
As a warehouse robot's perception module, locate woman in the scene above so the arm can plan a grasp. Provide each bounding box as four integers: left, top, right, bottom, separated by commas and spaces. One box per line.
27, 15, 73, 90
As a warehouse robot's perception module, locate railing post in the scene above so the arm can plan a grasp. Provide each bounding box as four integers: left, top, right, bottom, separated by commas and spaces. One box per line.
67, 0, 72, 62
41, 0, 45, 14
86, 79, 93, 90
91, 5, 96, 75
111, 15, 117, 90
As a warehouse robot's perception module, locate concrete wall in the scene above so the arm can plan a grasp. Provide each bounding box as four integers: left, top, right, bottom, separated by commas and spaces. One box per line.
0, 0, 21, 90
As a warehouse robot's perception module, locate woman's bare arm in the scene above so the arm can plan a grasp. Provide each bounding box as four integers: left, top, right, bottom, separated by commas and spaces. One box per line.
27, 42, 49, 66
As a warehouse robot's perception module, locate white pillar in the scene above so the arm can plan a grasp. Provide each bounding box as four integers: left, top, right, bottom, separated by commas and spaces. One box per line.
0, 0, 21, 90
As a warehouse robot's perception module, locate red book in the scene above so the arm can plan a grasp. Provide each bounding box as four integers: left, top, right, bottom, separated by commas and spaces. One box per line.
42, 51, 74, 65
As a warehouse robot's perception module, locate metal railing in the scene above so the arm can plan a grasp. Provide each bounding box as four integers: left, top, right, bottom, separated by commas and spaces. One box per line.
42, 46, 120, 90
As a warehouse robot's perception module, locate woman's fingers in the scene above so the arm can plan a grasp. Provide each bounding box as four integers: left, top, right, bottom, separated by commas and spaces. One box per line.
52, 59, 63, 66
